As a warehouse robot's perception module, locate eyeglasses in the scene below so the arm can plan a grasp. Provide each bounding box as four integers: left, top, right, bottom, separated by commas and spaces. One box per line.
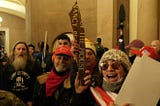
100, 61, 121, 70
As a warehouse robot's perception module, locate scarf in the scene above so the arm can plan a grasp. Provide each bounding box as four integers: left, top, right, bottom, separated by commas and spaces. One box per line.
90, 86, 113, 106
46, 69, 70, 97
102, 77, 125, 93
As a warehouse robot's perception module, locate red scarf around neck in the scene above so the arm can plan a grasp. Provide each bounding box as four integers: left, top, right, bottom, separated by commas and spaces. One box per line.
46, 69, 70, 97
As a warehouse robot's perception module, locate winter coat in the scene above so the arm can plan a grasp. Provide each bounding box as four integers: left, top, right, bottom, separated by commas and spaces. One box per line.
36, 69, 74, 106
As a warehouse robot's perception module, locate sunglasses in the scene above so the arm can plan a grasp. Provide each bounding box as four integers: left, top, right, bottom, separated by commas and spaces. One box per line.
100, 61, 121, 70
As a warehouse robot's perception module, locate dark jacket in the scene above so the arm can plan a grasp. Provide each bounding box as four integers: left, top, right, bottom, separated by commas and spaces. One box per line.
0, 62, 14, 90
38, 83, 74, 106
36, 68, 74, 106
35, 60, 101, 106
71, 61, 102, 106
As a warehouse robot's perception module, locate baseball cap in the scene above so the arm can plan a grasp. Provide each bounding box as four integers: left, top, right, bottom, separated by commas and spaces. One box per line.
54, 46, 72, 57
125, 39, 144, 49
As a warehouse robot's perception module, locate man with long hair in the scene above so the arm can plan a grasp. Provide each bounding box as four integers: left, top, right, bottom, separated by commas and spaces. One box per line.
6, 41, 42, 106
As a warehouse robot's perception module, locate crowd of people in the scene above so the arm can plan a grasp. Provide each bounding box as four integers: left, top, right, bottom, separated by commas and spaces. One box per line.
0, 32, 160, 106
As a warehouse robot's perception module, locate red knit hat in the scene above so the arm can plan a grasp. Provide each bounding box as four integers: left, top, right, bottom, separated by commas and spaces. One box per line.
131, 46, 158, 59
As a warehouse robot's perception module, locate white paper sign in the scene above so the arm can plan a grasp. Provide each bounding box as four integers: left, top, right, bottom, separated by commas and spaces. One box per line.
115, 55, 160, 106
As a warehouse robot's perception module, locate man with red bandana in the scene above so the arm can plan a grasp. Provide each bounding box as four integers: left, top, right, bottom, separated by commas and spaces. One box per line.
38, 46, 75, 106
38, 40, 101, 106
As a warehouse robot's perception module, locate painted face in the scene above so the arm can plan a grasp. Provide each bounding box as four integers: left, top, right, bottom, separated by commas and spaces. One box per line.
101, 60, 126, 83
14, 44, 27, 58
85, 49, 96, 69
54, 54, 72, 72
58, 39, 71, 47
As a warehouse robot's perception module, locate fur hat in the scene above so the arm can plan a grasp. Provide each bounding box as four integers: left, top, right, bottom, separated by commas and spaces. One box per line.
125, 39, 144, 49
85, 38, 96, 55
131, 46, 158, 59
99, 49, 131, 72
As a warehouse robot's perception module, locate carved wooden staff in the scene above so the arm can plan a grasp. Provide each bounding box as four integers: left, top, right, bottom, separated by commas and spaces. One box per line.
69, 2, 86, 85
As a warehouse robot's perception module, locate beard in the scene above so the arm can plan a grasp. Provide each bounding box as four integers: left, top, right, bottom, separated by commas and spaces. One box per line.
55, 64, 69, 72
12, 55, 27, 71
102, 77, 125, 94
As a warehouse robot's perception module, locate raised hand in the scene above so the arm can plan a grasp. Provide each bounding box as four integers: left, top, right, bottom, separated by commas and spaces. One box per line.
74, 70, 91, 94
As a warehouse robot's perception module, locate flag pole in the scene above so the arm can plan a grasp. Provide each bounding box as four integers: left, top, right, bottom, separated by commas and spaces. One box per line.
41, 31, 48, 72
43, 31, 48, 58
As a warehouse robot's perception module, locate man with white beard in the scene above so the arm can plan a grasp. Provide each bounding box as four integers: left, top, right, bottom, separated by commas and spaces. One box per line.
6, 41, 42, 106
